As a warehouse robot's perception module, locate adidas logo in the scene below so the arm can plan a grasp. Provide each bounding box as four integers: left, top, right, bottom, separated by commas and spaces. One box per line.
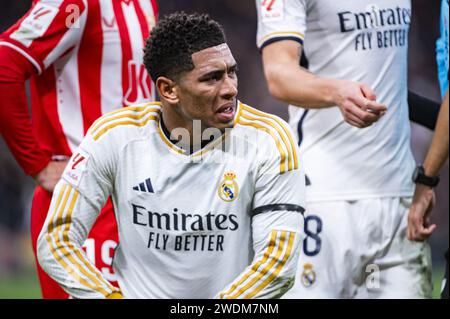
133, 178, 154, 193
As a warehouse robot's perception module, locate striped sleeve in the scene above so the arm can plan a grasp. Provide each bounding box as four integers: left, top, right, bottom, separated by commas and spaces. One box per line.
237, 103, 299, 175
0, 0, 87, 74
88, 102, 161, 141
37, 182, 121, 298
236, 103, 306, 212
37, 130, 121, 299
217, 209, 303, 299
218, 104, 306, 299
256, 0, 307, 50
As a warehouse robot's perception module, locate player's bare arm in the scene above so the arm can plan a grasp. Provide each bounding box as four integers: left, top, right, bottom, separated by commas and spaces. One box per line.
261, 40, 387, 128
408, 90, 449, 241
422, 90, 449, 177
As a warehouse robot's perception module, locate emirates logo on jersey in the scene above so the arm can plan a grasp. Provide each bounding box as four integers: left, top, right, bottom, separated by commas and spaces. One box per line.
131, 204, 240, 252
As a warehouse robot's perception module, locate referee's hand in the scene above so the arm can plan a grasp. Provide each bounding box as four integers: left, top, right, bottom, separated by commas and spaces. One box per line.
334, 80, 387, 128
407, 184, 437, 241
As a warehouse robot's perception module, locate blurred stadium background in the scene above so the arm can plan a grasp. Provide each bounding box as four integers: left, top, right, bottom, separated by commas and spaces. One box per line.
0, 1, 447, 299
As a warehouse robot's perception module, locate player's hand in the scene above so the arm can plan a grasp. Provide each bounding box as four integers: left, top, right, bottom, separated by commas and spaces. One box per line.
34, 160, 69, 193
407, 184, 437, 241
334, 80, 387, 128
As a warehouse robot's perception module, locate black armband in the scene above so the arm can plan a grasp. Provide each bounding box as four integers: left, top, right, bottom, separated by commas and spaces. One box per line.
252, 204, 305, 218
408, 90, 440, 130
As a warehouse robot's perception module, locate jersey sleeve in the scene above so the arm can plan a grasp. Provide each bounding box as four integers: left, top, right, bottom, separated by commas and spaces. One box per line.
0, 45, 52, 175
217, 210, 303, 299
36, 131, 122, 299
217, 116, 306, 299
256, 0, 307, 50
0, 0, 87, 74
251, 119, 306, 211
436, 0, 449, 98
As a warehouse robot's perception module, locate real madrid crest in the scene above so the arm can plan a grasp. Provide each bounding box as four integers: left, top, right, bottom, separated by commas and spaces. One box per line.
218, 172, 239, 202
301, 263, 316, 287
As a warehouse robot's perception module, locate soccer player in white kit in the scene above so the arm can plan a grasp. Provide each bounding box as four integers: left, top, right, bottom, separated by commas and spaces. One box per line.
256, 0, 432, 298
37, 12, 306, 299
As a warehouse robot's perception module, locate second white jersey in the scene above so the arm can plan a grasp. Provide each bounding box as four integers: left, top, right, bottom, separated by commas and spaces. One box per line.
257, 0, 415, 201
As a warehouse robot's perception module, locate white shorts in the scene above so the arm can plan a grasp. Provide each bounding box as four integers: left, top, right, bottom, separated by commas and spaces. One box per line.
283, 197, 433, 299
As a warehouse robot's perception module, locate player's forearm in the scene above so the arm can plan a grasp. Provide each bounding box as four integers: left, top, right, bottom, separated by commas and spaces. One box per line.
0, 45, 52, 175
37, 180, 121, 299
262, 41, 340, 108
423, 90, 449, 177
264, 60, 338, 108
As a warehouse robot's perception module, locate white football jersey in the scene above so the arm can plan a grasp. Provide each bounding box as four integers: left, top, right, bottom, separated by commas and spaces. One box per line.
256, 0, 415, 201
37, 101, 306, 299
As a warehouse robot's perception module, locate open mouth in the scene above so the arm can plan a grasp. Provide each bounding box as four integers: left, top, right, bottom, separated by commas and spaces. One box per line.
216, 103, 236, 122
216, 102, 235, 113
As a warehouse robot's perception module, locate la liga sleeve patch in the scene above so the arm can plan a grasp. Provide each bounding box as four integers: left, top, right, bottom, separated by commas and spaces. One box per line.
63, 149, 90, 187
260, 0, 285, 22
10, 3, 60, 43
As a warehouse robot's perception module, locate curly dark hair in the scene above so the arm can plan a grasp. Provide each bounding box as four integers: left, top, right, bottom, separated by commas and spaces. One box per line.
144, 12, 227, 81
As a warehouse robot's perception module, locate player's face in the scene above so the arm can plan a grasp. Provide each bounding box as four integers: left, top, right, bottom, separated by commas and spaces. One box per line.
176, 43, 238, 130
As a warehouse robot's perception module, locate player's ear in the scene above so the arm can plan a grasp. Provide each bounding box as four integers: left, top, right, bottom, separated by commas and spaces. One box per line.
156, 77, 179, 104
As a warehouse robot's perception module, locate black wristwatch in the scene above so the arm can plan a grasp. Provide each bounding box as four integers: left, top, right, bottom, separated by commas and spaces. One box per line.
412, 165, 440, 187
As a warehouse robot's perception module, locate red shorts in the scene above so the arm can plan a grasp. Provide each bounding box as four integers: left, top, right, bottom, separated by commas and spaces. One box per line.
30, 186, 119, 299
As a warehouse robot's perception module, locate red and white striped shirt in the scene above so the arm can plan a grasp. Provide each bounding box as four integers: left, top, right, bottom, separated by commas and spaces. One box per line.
0, 0, 158, 156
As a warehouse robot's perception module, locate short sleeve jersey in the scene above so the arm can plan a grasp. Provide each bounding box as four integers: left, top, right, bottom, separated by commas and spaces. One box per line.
257, 0, 415, 201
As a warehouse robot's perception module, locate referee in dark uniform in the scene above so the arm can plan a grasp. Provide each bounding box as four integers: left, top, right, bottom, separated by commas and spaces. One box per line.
407, 0, 449, 299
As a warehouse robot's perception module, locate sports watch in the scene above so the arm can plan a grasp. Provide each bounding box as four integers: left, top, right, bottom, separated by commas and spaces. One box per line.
412, 165, 440, 187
